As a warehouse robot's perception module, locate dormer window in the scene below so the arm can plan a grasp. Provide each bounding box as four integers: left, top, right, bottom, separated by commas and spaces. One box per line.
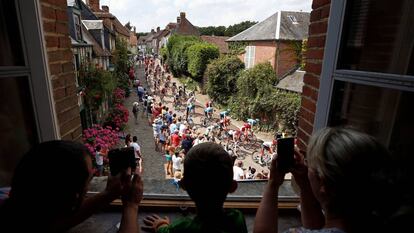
288, 15, 298, 24
74, 14, 82, 40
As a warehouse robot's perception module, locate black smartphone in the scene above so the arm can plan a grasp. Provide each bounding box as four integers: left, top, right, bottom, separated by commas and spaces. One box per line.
108, 147, 137, 176
276, 137, 295, 171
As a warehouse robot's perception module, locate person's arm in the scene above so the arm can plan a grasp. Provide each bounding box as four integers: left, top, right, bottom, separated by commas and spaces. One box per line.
291, 149, 324, 229
253, 156, 285, 233
119, 172, 144, 233
55, 174, 123, 231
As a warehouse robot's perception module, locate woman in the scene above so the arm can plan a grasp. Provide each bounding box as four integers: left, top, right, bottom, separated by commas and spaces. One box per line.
0, 140, 143, 233
125, 134, 132, 147
254, 127, 408, 233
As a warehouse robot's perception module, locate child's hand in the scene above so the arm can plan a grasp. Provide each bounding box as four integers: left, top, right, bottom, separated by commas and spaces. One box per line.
142, 214, 170, 232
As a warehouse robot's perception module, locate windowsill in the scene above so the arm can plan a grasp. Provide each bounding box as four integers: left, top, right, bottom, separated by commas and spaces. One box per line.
88, 177, 299, 208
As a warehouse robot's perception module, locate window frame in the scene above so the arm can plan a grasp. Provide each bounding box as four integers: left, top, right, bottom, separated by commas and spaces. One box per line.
244, 45, 256, 69
0, 0, 59, 141
314, 0, 414, 132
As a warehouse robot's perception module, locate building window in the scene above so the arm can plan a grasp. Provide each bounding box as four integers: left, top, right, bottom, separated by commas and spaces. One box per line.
74, 14, 82, 41
244, 45, 255, 69
316, 0, 414, 160
0, 0, 58, 186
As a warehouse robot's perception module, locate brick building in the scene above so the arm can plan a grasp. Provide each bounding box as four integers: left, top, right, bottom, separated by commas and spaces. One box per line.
227, 11, 310, 78
0, 0, 81, 186
297, 0, 414, 169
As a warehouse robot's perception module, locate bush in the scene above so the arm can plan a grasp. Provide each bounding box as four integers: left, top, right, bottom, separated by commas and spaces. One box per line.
166, 35, 200, 76
82, 125, 120, 155
205, 55, 245, 105
186, 43, 219, 80
104, 103, 129, 131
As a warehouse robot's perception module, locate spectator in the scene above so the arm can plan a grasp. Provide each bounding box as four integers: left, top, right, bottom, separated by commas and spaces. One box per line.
125, 134, 132, 147
164, 150, 173, 178
95, 145, 105, 176
172, 152, 183, 174
132, 102, 139, 124
233, 160, 245, 181
143, 142, 247, 233
131, 136, 142, 173
246, 167, 256, 179
0, 141, 143, 233
181, 134, 193, 154
171, 130, 181, 148
254, 127, 408, 233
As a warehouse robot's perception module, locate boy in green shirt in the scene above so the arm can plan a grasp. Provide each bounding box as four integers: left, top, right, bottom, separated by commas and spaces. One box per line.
143, 142, 247, 233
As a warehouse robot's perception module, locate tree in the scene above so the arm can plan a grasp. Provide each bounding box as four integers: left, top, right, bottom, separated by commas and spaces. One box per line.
224, 21, 257, 36
205, 56, 245, 105
186, 43, 220, 80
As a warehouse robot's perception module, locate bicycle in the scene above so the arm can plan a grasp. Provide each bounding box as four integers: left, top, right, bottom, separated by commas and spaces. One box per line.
240, 130, 257, 150
226, 141, 244, 160
251, 149, 274, 169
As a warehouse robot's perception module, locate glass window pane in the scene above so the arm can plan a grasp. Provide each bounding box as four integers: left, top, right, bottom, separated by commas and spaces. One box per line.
0, 0, 25, 66
338, 0, 414, 75
328, 80, 414, 160
0, 76, 38, 187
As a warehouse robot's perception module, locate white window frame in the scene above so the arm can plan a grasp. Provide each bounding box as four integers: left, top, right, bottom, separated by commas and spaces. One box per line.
0, 0, 60, 141
314, 0, 414, 132
244, 45, 255, 69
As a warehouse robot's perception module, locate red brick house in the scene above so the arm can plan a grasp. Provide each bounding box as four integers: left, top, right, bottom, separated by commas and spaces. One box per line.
201, 35, 230, 54
297, 0, 413, 168
227, 11, 310, 78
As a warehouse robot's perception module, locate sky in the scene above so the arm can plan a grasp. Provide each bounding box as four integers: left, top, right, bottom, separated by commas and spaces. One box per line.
97, 0, 312, 32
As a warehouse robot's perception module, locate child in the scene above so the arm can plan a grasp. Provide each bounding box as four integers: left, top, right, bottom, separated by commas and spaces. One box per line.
165, 150, 173, 177
143, 142, 248, 233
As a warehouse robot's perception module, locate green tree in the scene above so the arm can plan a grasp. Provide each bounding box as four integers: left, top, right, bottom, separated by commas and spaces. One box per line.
166, 35, 200, 76
205, 56, 245, 105
224, 21, 257, 36
186, 43, 220, 80
229, 62, 277, 120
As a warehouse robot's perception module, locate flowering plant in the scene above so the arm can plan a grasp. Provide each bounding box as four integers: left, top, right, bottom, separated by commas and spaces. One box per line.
82, 124, 120, 155
113, 87, 126, 103
104, 103, 129, 130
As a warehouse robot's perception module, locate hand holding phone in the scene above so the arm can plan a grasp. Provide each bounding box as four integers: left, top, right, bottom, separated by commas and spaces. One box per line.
108, 147, 137, 176
276, 137, 295, 172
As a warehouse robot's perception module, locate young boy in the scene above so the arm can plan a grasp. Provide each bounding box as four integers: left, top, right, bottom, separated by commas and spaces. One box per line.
143, 142, 247, 233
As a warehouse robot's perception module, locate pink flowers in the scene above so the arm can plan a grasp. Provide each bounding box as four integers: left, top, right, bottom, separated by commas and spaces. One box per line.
113, 88, 126, 103
82, 125, 120, 155
104, 103, 129, 130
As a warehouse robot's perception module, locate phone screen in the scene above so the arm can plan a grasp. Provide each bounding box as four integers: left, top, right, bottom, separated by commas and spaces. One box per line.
276, 137, 295, 171
108, 147, 136, 176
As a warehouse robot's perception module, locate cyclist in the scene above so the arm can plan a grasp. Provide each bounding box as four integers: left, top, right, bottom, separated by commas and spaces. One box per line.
219, 109, 231, 128
171, 82, 177, 95
247, 118, 259, 127
219, 109, 229, 120
260, 139, 277, 157
204, 106, 213, 118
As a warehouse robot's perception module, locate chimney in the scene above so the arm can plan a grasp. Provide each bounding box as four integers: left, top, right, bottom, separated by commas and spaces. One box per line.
180, 12, 186, 19
102, 5, 109, 12
133, 26, 136, 34
86, 0, 100, 12
151, 29, 155, 34
157, 27, 160, 32
177, 17, 181, 24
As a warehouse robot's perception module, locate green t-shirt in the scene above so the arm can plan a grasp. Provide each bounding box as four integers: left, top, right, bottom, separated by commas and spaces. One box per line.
157, 209, 247, 233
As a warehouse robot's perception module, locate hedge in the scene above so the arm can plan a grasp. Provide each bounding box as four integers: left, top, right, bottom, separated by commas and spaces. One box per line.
205, 55, 245, 105
186, 43, 219, 80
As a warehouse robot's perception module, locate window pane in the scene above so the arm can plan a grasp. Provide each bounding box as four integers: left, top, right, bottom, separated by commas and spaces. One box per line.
338, 0, 414, 75
328, 80, 414, 160
0, 0, 25, 66
0, 76, 38, 186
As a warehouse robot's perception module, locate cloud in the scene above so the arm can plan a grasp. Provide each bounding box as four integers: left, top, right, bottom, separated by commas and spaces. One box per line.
98, 0, 312, 32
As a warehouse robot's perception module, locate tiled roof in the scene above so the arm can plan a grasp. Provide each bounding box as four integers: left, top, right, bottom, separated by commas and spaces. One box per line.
227, 11, 310, 42
275, 70, 305, 93
94, 11, 130, 37
201, 35, 230, 54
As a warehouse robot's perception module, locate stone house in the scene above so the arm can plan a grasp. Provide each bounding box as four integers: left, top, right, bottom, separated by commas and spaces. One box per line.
227, 11, 310, 78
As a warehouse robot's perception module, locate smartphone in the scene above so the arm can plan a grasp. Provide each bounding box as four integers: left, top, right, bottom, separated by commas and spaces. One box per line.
276, 137, 295, 171
108, 147, 137, 176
